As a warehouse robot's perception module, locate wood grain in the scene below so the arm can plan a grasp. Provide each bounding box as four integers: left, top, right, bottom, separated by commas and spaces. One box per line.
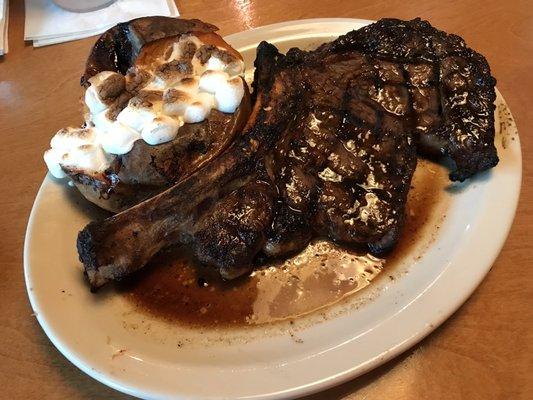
0, 0, 531, 398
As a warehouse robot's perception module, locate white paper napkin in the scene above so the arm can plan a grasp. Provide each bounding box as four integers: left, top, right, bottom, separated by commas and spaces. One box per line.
0, 0, 8, 56
25, 0, 179, 47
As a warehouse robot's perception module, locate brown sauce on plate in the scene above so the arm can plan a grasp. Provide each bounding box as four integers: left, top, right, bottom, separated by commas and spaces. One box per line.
119, 160, 448, 327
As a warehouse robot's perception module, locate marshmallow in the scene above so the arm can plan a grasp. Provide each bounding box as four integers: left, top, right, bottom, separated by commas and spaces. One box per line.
153, 59, 194, 89
199, 70, 230, 93
166, 35, 203, 61
225, 59, 245, 76
50, 127, 95, 152
165, 42, 181, 62
100, 122, 141, 155
205, 56, 226, 72
162, 89, 192, 117
215, 77, 244, 113
176, 77, 200, 94
45, 127, 110, 178
125, 67, 152, 93
44, 148, 68, 179
197, 92, 215, 108
191, 57, 207, 76
117, 104, 157, 132
141, 115, 183, 145
143, 77, 167, 91
133, 91, 164, 113
183, 104, 210, 124
149, 67, 189, 89
91, 110, 115, 133
183, 92, 214, 123
84, 71, 125, 114
61, 144, 113, 173
85, 85, 108, 114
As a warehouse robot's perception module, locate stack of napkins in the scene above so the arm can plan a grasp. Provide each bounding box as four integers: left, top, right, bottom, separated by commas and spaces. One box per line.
24, 0, 179, 47
0, 0, 8, 55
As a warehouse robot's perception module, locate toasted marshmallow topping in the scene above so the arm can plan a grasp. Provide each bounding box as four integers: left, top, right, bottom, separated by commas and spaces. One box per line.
205, 56, 227, 71
183, 92, 215, 123
85, 71, 126, 114
44, 34, 245, 178
50, 126, 96, 151
62, 144, 112, 173
163, 88, 192, 116
214, 76, 246, 113
166, 35, 203, 61
44, 148, 69, 178
91, 109, 115, 132
199, 70, 230, 93
44, 127, 112, 179
117, 105, 158, 132
142, 115, 183, 145
100, 123, 141, 155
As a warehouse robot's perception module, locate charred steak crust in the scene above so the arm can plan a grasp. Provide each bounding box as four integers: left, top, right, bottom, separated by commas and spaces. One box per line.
318, 18, 498, 181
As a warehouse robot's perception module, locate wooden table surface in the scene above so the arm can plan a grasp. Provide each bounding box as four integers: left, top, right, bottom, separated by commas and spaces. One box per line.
1, 0, 531, 398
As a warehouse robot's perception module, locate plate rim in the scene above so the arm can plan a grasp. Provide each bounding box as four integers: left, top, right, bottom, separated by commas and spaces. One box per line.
24, 18, 522, 400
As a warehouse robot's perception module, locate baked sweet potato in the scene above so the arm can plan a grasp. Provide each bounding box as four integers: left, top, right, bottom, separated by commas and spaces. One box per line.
66, 17, 251, 212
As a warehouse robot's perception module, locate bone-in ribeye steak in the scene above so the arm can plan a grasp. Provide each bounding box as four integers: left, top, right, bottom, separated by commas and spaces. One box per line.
77, 18, 497, 289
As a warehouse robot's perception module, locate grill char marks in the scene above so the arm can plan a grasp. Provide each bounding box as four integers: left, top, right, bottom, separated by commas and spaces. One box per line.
318, 18, 498, 181
258, 49, 417, 261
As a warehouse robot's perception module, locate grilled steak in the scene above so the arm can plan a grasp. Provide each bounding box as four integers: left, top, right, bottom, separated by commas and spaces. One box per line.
318, 18, 498, 181
77, 18, 497, 289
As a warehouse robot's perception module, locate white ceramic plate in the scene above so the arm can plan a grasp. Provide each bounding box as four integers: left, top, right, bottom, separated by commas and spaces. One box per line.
24, 19, 522, 399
